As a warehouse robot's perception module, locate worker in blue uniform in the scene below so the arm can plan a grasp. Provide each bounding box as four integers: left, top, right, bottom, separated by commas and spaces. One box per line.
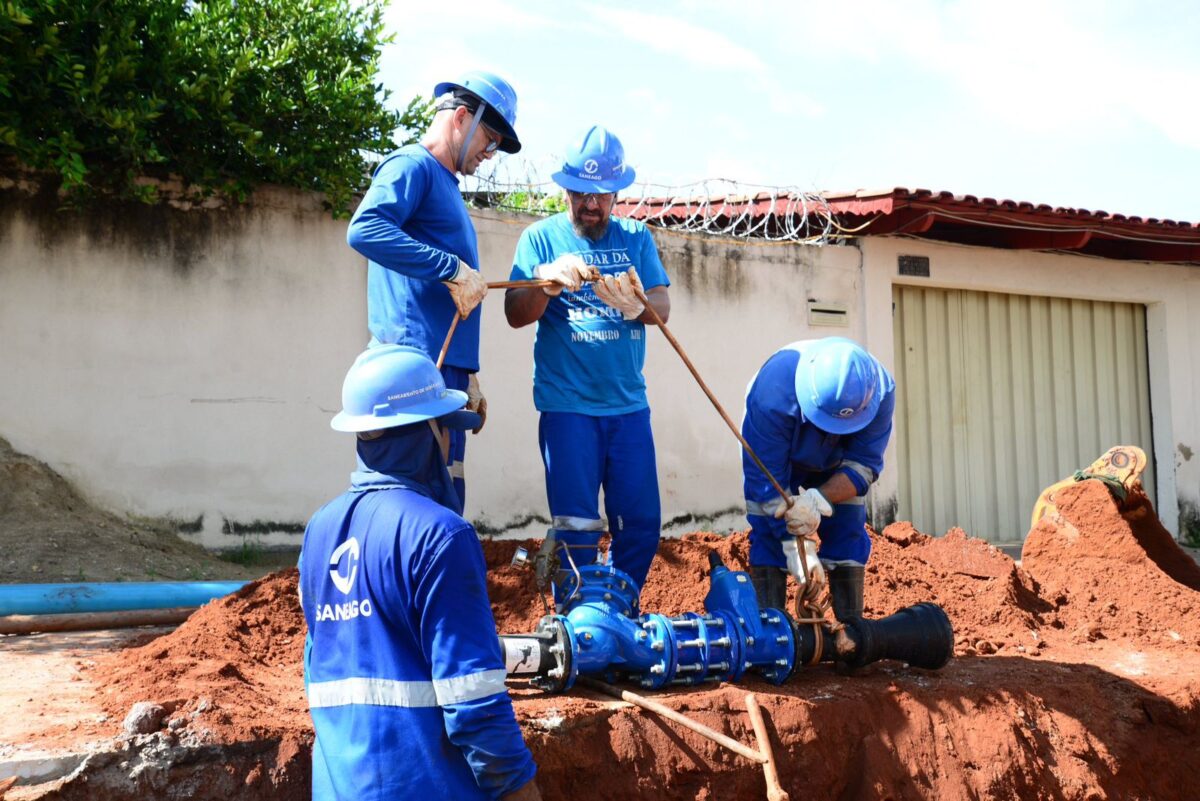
299, 345, 540, 801
346, 70, 522, 507
741, 337, 895, 623
504, 126, 670, 599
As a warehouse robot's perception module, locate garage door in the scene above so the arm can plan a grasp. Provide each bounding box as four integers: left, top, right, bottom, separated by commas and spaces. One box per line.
892, 285, 1155, 543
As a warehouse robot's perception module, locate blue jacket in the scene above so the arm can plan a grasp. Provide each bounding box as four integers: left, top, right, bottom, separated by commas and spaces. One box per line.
300, 425, 535, 800
741, 342, 895, 538
347, 144, 482, 371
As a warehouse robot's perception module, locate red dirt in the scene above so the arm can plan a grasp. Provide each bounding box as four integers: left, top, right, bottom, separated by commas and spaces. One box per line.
29, 479, 1200, 799
1023, 480, 1200, 648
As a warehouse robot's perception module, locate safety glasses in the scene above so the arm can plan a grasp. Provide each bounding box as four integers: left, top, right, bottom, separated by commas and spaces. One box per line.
480, 124, 503, 154
567, 190, 615, 208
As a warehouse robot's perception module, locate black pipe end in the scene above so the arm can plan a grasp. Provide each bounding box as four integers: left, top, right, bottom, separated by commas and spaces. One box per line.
843, 602, 955, 671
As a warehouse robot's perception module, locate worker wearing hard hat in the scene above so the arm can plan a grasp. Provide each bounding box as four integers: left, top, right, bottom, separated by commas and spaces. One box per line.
346, 70, 522, 507
300, 345, 541, 801
504, 126, 670, 599
742, 337, 895, 623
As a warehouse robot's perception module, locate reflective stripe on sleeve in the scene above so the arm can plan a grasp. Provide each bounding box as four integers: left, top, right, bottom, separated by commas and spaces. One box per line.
307, 669, 509, 709
746, 497, 787, 517
433, 668, 508, 705
307, 677, 438, 709
842, 460, 876, 485
835, 495, 866, 507
551, 515, 606, 532
449, 460, 465, 479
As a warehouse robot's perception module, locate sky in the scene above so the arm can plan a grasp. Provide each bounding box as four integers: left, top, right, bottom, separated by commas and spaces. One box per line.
377, 0, 1200, 222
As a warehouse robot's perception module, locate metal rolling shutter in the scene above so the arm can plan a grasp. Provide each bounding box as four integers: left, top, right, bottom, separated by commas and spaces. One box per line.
892, 285, 1155, 543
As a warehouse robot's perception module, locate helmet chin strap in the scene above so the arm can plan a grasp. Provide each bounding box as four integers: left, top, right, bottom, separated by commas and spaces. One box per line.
456, 103, 487, 174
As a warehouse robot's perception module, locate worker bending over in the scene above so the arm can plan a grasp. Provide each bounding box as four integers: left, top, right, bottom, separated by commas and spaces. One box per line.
505, 126, 670, 598
300, 346, 540, 801
742, 337, 895, 623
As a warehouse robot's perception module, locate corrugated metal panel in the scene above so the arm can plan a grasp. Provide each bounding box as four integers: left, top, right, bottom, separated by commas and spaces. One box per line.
893, 286, 1155, 543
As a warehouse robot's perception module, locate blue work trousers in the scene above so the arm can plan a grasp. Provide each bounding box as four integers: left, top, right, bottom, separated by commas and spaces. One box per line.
749, 469, 871, 568
539, 409, 661, 593
442, 366, 470, 507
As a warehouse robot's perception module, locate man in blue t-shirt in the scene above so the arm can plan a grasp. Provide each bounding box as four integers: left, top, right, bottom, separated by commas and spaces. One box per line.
505, 126, 670, 598
346, 70, 521, 507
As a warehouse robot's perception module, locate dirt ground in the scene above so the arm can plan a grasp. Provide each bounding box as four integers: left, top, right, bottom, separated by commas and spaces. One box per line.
4, 477, 1199, 799
0, 436, 288, 584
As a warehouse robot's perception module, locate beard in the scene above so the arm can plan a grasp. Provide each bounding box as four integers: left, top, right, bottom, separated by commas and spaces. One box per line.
571, 212, 610, 240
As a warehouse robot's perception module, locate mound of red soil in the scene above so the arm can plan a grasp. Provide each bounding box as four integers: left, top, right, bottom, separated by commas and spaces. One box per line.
93, 569, 308, 743
1022, 480, 1200, 647
870, 524, 1050, 653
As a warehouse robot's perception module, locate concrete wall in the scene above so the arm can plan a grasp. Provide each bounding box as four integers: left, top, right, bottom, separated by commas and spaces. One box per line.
859, 236, 1200, 538
0, 186, 862, 548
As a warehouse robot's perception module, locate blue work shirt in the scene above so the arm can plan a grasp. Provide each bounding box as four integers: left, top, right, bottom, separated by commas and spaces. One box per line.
742, 342, 896, 540
347, 144, 482, 371
509, 214, 669, 414
300, 425, 535, 800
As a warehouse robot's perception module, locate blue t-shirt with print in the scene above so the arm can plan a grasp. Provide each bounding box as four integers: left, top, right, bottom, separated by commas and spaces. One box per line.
509, 214, 670, 415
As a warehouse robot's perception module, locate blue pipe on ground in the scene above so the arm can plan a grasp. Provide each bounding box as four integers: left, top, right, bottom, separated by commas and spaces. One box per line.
0, 581, 247, 616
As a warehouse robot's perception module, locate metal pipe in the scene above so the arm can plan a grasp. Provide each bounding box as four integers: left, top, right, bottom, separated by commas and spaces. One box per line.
0, 581, 245, 617
579, 677, 768, 765
0, 606, 198, 635
631, 286, 792, 508
746, 693, 790, 801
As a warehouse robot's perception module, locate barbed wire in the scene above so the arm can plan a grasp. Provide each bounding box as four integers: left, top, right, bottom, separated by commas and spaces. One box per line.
459, 155, 845, 244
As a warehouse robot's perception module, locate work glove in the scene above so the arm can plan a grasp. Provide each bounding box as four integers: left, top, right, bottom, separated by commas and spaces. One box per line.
466, 373, 487, 434
533, 254, 596, 296
592, 266, 645, 320
443, 257, 488, 318
782, 536, 826, 596
774, 487, 834, 538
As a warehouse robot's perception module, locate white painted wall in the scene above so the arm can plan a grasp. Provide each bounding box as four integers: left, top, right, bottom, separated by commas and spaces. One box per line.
860, 236, 1200, 538
7, 183, 1190, 547
0, 188, 861, 548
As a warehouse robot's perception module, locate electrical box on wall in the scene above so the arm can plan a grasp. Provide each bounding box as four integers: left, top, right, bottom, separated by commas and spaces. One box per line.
898, 254, 931, 277
807, 301, 848, 327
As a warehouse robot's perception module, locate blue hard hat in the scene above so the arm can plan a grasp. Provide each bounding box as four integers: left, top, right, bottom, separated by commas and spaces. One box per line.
434, 70, 521, 154
552, 125, 636, 193
794, 338, 884, 435
331, 345, 468, 433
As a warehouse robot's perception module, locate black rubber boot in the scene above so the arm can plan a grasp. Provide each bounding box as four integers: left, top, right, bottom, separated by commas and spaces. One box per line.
750, 566, 788, 610
828, 564, 865, 623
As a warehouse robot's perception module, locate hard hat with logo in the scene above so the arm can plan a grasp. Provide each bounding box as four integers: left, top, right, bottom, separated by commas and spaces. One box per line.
331, 345, 469, 433
552, 125, 636, 194
434, 70, 521, 155
794, 337, 884, 435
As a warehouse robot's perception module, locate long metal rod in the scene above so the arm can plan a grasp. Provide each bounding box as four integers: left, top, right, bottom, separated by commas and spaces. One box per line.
487, 279, 557, 290
436, 278, 590, 370
632, 287, 791, 507
435, 313, 461, 371
579, 678, 767, 765
745, 693, 790, 801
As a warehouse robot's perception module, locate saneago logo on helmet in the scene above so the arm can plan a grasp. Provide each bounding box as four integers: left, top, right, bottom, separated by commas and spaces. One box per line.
583, 158, 599, 175
319, 537, 373, 622
838, 407, 856, 417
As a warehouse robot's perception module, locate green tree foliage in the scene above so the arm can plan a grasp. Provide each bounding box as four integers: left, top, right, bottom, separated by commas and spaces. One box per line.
0, 0, 430, 215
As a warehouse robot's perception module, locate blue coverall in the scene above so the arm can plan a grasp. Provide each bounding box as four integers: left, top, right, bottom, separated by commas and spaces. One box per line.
299, 424, 536, 800
742, 342, 896, 569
